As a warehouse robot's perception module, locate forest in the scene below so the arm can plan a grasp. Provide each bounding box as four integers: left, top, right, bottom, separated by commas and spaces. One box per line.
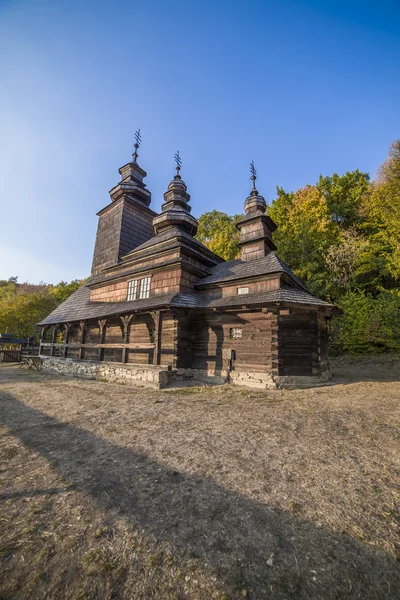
1, 139, 399, 354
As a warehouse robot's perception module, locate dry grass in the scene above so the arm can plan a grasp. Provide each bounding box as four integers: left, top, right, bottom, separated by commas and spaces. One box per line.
0, 357, 399, 599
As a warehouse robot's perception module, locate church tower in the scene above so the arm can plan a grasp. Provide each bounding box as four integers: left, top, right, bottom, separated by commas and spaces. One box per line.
236, 162, 277, 261
91, 132, 157, 275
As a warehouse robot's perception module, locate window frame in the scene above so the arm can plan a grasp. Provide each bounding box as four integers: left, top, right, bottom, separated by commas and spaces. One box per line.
237, 286, 249, 295
139, 276, 151, 299
127, 277, 152, 301
127, 279, 138, 301
230, 327, 243, 339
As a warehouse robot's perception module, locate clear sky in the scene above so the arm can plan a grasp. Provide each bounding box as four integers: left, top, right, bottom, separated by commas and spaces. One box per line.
1, 0, 399, 283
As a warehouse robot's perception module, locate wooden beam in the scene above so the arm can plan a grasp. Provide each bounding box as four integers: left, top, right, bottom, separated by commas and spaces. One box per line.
51, 325, 58, 357
63, 323, 71, 358
120, 314, 134, 363
40, 342, 155, 350
78, 321, 85, 360
98, 318, 107, 361
152, 311, 162, 365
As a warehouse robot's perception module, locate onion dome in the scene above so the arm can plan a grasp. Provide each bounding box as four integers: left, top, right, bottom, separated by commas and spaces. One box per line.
153, 151, 198, 235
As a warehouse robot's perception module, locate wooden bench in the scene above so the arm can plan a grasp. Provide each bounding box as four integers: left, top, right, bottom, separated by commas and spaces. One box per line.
19, 355, 43, 371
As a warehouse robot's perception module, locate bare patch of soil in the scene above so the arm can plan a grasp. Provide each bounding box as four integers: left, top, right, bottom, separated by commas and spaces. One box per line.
0, 357, 399, 599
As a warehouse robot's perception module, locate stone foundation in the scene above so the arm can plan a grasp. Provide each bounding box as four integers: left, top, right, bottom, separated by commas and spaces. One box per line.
41, 357, 171, 389
41, 358, 331, 390
229, 370, 277, 389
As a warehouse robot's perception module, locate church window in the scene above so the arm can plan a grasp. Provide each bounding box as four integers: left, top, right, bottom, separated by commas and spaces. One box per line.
139, 277, 151, 299
237, 287, 249, 295
230, 327, 242, 339
127, 279, 138, 301
127, 277, 151, 301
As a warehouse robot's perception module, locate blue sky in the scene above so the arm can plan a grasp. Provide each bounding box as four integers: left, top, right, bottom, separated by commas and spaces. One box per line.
1, 0, 399, 283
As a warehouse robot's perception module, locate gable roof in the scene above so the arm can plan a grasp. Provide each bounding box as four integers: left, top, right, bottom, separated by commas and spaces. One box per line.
120, 226, 223, 263
37, 281, 332, 326
196, 252, 308, 291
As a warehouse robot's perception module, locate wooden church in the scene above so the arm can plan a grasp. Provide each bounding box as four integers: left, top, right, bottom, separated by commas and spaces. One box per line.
38, 138, 334, 388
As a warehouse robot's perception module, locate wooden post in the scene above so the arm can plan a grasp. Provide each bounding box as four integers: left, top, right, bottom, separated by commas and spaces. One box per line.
39, 326, 47, 356
78, 321, 85, 360
152, 311, 162, 366
51, 325, 58, 356
120, 314, 134, 363
63, 323, 71, 358
98, 318, 107, 361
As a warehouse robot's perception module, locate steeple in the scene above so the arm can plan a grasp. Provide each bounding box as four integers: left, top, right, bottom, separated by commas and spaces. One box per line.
108, 129, 151, 207
91, 132, 156, 275
236, 162, 277, 262
153, 151, 198, 235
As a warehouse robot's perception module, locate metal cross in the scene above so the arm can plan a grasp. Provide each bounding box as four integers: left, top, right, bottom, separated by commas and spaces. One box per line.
135, 129, 142, 147
250, 160, 257, 178
174, 150, 182, 169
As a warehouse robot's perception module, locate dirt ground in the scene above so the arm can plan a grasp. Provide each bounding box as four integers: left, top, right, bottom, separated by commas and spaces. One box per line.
0, 356, 399, 599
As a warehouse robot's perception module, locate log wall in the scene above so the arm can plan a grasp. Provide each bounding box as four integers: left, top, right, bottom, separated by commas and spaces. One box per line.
190, 309, 278, 374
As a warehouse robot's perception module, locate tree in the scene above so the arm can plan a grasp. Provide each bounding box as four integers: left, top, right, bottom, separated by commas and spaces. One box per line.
196, 210, 242, 261
0, 277, 86, 339
269, 185, 337, 296
362, 140, 400, 285
317, 170, 370, 228
49, 279, 84, 303
0, 292, 58, 338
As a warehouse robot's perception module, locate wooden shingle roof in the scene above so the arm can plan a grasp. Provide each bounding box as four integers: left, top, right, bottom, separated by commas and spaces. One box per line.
196, 252, 308, 291
38, 282, 332, 326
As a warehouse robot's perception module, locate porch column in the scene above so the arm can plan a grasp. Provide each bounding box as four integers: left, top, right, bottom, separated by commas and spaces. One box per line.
78, 320, 86, 360
98, 318, 107, 361
63, 323, 71, 358
39, 326, 47, 356
51, 325, 58, 356
152, 310, 162, 366
120, 314, 134, 363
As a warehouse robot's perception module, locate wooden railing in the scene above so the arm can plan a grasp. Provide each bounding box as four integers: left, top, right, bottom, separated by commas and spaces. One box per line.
0, 344, 22, 363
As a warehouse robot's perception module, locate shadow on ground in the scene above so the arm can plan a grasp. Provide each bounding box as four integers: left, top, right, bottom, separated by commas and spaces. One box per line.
1, 390, 399, 599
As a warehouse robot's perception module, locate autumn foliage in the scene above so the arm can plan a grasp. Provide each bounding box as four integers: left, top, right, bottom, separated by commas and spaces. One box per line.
197, 140, 400, 354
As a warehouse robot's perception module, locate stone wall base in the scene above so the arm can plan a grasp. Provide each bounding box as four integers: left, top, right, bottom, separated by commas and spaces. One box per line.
172, 368, 331, 389
41, 357, 170, 389
171, 368, 228, 385
41, 358, 331, 391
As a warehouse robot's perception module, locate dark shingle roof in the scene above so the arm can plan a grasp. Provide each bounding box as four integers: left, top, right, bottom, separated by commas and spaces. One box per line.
196, 253, 308, 291
37, 282, 198, 325
38, 283, 332, 326
204, 289, 333, 308
121, 227, 222, 261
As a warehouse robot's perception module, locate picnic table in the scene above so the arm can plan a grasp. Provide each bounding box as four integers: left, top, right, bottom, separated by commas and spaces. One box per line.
19, 355, 43, 371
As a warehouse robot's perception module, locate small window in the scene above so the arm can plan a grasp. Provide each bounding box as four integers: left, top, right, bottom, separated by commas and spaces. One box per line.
139, 277, 151, 299
237, 287, 249, 295
230, 327, 242, 339
127, 277, 151, 301
127, 279, 138, 301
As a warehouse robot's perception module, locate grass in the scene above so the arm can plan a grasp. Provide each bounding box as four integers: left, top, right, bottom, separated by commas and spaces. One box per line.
0, 358, 399, 599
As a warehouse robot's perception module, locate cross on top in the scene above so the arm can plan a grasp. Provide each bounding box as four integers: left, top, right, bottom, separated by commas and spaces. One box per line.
250, 160, 259, 195
132, 129, 142, 163
174, 150, 182, 177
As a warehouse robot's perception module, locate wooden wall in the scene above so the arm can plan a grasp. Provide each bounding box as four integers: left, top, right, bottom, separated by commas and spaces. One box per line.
277, 308, 328, 377
84, 322, 101, 361
190, 309, 278, 374
127, 315, 154, 364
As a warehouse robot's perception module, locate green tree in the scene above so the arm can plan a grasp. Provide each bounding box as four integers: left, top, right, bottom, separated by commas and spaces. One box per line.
0, 292, 58, 338
49, 279, 84, 303
362, 140, 400, 286
269, 185, 337, 296
0, 277, 85, 338
317, 170, 370, 228
196, 210, 242, 260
